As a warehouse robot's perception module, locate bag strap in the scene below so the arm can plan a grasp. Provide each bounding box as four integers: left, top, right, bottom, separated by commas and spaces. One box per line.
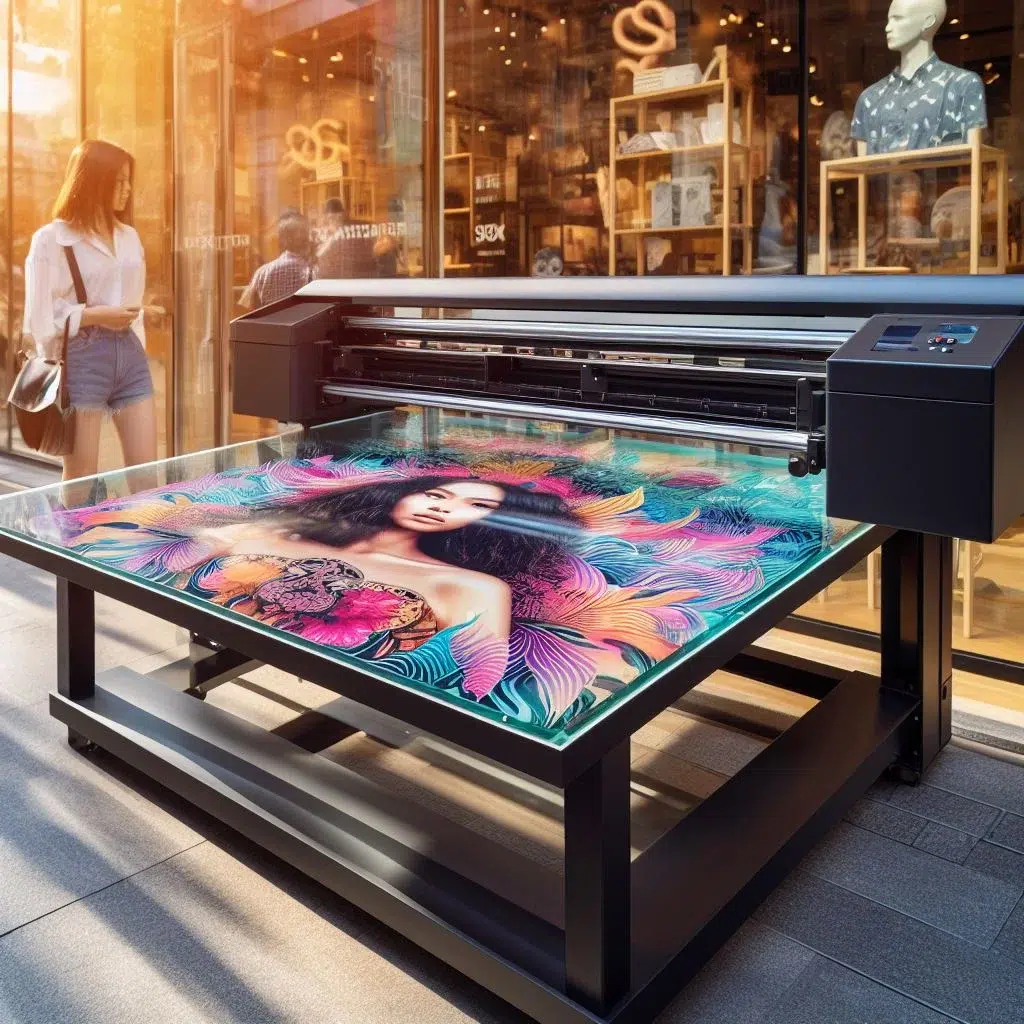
58, 244, 87, 409
64, 245, 87, 305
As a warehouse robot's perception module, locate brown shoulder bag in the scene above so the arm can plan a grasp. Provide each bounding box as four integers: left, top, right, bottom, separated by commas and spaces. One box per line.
6, 245, 86, 456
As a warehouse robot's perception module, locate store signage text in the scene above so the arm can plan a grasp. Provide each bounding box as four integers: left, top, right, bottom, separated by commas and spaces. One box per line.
474, 222, 505, 245
182, 233, 251, 251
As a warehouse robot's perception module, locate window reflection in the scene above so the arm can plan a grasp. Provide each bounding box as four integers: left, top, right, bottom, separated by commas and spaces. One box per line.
442, 0, 799, 277
8, 0, 78, 458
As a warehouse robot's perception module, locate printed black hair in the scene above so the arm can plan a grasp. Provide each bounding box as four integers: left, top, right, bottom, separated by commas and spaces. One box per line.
273, 475, 578, 579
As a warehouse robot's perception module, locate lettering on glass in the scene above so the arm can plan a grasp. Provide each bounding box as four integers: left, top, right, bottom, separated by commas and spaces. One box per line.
281, 118, 351, 174
612, 0, 677, 75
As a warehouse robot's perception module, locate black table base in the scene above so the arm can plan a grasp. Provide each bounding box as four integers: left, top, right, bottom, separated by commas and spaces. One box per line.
36, 529, 952, 1024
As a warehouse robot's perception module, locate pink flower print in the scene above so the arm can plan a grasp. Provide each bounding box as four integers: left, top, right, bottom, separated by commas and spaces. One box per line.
284, 587, 406, 648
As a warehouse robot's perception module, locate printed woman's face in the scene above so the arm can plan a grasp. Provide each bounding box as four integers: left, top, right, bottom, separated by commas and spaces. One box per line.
113, 163, 132, 213
392, 482, 504, 533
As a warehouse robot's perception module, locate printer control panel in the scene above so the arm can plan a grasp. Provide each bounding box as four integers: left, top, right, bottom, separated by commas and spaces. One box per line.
870, 321, 979, 354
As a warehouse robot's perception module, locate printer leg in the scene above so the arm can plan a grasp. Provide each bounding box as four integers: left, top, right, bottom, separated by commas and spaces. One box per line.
880, 531, 953, 782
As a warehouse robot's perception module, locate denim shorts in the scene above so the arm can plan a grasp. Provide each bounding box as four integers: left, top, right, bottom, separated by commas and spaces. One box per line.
66, 327, 153, 412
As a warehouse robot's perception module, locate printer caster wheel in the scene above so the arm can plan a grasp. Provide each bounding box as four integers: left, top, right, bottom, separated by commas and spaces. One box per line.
67, 729, 96, 753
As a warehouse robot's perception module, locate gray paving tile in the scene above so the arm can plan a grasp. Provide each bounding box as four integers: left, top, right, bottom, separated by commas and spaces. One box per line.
0, 840, 519, 1024
912, 821, 979, 865
923, 744, 1024, 817
757, 871, 1024, 1024
990, 812, 1024, 855
660, 714, 768, 777
656, 920, 815, 1024
967, 841, 1024, 890
994, 896, 1024, 966
0, 621, 58, 710
0, 602, 183, 711
0, 701, 204, 936
885, 780, 1001, 837
844, 798, 928, 845
801, 821, 1019, 945
761, 956, 958, 1024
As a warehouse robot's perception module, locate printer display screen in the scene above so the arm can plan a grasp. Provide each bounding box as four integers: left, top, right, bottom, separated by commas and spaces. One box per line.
872, 323, 922, 351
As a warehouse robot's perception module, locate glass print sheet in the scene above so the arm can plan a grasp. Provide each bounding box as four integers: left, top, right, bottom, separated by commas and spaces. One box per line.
0, 413, 863, 743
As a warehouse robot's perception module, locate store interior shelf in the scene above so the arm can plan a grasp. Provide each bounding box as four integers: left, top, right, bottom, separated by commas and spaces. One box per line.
612, 78, 732, 106
615, 223, 752, 235
609, 45, 754, 277
616, 142, 749, 162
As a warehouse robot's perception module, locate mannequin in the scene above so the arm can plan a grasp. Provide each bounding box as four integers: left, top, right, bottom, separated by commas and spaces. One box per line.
852, 0, 986, 156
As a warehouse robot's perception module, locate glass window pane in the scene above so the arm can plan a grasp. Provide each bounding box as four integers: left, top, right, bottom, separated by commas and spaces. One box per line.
8, 0, 79, 459
442, 1, 798, 277
85, 0, 172, 465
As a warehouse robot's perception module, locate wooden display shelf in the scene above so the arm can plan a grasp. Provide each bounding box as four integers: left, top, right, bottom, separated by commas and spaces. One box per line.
444, 207, 471, 215
615, 142, 750, 163
615, 223, 752, 235
609, 45, 754, 277
612, 78, 734, 106
820, 133, 1008, 276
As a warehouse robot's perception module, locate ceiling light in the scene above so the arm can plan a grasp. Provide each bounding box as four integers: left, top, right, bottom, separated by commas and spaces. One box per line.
298, 56, 308, 64
271, 48, 288, 57
368, 94, 375, 102
985, 62, 992, 70
499, 44, 506, 50
483, 6, 489, 12
505, 57, 512, 64
560, 16, 566, 24
522, 60, 527, 67
301, 74, 309, 82
810, 94, 824, 106
510, 30, 516, 37
541, 25, 547, 32
949, 17, 959, 25
326, 72, 334, 79
720, 16, 728, 25
782, 41, 791, 52
329, 52, 343, 62
478, 124, 486, 132
960, 32, 969, 39
447, 88, 458, 98
755, 18, 764, 27
528, 133, 536, 141
770, 35, 779, 45
495, 25, 501, 31
809, 60, 817, 73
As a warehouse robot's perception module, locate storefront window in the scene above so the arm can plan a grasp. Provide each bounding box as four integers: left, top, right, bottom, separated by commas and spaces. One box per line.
442, 0, 798, 277
801, 1, 1024, 663
7, 0, 79, 457
809, 1, 1021, 275
85, 0, 172, 466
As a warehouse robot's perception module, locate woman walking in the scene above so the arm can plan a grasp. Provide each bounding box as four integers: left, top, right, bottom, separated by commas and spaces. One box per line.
23, 139, 156, 483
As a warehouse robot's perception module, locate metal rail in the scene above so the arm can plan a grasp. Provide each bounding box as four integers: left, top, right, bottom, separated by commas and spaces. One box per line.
341, 344, 827, 380
345, 316, 846, 352
321, 384, 811, 452
297, 274, 1024, 317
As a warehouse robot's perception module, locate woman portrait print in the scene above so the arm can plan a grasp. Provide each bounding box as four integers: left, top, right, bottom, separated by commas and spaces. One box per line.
191, 475, 577, 652
53, 429, 836, 735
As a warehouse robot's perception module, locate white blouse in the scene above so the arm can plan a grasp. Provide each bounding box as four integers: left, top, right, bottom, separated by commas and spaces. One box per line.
23, 218, 146, 360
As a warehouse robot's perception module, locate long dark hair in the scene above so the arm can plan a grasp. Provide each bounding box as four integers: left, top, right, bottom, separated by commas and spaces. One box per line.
273, 475, 579, 578
53, 139, 134, 232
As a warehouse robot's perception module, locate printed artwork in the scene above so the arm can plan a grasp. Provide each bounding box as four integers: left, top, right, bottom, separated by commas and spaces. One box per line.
46, 423, 845, 740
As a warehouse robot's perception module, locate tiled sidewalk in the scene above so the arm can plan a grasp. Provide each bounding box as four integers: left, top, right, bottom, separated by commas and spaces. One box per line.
0, 558, 1022, 1024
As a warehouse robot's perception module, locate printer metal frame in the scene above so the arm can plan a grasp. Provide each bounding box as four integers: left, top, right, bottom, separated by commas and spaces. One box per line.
5, 275, 1016, 1024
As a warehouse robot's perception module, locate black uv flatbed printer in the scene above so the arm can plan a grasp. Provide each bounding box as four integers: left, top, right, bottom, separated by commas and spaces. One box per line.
230, 276, 1024, 543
